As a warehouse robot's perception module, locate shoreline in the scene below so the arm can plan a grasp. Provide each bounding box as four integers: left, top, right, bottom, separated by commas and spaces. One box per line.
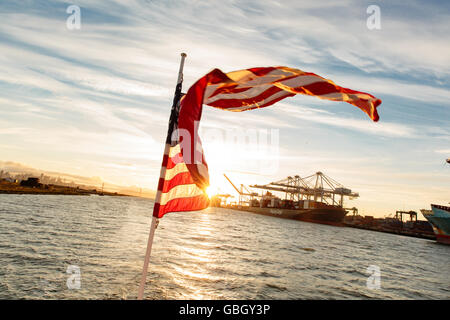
221, 205, 437, 241
344, 223, 436, 240
0, 190, 129, 196
0, 180, 129, 197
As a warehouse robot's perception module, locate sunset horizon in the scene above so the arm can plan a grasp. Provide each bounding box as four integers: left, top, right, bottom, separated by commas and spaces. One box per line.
1, 1, 448, 217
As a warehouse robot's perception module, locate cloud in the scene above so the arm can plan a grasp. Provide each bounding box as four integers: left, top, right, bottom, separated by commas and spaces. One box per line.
276, 103, 416, 138
435, 149, 450, 154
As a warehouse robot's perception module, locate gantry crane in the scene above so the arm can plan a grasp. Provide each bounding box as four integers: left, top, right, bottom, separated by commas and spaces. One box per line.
250, 171, 358, 207
223, 174, 258, 206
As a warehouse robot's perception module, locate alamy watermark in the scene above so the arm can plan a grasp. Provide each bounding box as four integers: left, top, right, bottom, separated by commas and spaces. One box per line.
366, 265, 381, 290
66, 264, 81, 290
66, 5, 81, 30
172, 122, 280, 175
366, 5, 381, 30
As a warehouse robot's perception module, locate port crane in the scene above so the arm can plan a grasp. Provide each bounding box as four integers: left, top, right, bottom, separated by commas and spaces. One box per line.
345, 207, 359, 217
250, 171, 359, 207
395, 210, 418, 223
223, 174, 258, 205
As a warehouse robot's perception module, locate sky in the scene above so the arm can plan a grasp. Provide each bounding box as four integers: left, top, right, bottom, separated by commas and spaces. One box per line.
0, 0, 449, 217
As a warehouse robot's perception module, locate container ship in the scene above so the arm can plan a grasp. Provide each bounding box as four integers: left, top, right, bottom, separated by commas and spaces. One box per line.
421, 204, 450, 245
213, 172, 358, 226
235, 200, 348, 226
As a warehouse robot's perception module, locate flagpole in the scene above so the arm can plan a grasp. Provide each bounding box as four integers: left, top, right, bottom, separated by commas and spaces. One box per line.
137, 53, 187, 300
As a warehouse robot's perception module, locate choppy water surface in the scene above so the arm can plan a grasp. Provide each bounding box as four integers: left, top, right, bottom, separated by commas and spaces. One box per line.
0, 194, 448, 299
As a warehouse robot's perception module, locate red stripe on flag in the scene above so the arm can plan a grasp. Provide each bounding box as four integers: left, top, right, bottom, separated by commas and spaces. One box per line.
166, 152, 184, 169
247, 66, 278, 76
161, 171, 195, 193
155, 194, 210, 218
208, 84, 245, 99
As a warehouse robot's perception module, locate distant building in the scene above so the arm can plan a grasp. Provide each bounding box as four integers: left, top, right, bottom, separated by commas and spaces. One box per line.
20, 177, 42, 188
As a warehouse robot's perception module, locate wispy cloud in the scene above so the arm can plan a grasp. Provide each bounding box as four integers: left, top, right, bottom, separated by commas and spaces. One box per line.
276, 103, 416, 137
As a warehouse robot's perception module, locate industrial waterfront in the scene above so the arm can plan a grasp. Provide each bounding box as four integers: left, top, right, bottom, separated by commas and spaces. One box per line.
1, 171, 445, 243
212, 172, 441, 242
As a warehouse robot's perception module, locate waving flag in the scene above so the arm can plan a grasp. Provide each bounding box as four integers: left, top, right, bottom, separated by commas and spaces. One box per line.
186, 66, 380, 119
177, 66, 381, 196
152, 95, 209, 219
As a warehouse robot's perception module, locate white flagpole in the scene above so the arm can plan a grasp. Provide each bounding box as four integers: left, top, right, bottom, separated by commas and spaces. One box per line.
137, 53, 187, 300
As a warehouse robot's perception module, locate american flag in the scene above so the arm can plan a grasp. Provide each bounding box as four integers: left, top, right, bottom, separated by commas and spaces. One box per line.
152, 93, 210, 219
155, 66, 381, 218
199, 66, 381, 120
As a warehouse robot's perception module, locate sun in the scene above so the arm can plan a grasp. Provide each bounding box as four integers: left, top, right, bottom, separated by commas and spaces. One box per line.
205, 185, 219, 198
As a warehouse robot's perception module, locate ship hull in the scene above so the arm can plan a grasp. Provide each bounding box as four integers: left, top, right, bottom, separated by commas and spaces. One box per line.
435, 234, 450, 245
423, 204, 450, 245
233, 206, 348, 226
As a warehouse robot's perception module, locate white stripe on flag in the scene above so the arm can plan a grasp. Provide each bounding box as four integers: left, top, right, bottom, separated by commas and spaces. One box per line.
162, 161, 189, 180
159, 183, 204, 206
